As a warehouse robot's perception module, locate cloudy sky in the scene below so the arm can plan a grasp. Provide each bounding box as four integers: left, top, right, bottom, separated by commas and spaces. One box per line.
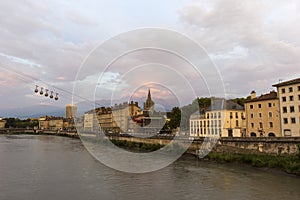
0, 0, 300, 114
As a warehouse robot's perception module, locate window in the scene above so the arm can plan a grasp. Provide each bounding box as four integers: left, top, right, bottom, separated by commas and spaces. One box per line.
250, 113, 254, 118
214, 113, 217, 119
236, 120, 239, 127
291, 118, 296, 124
268, 103, 272, 107
282, 97, 286, 102
218, 120, 221, 127
235, 112, 238, 118
241, 113, 244, 119
289, 96, 294, 101
250, 105, 253, 109
258, 104, 262, 108
259, 113, 262, 118
207, 113, 209, 119
289, 87, 293, 92
282, 88, 286, 94
298, 94, 300, 100
218, 112, 221, 118
299, 105, 300, 112
251, 123, 254, 128
230, 112, 233, 119
283, 118, 288, 124
283, 106, 287, 113
259, 122, 263, 128
284, 129, 291, 136
269, 122, 273, 128
298, 86, 300, 91
268, 112, 272, 118
290, 106, 295, 113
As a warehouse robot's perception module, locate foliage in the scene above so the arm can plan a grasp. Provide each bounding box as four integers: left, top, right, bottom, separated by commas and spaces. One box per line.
4, 118, 38, 128
180, 97, 211, 130
206, 153, 300, 176
110, 139, 163, 152
230, 96, 250, 106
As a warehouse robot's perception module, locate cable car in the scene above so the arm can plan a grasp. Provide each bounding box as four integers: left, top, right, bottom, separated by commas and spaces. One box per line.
50, 91, 54, 99
39, 87, 44, 95
55, 93, 59, 100
34, 85, 39, 93
44, 89, 49, 97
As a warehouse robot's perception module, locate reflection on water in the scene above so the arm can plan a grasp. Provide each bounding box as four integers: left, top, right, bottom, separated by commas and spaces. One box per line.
0, 135, 299, 200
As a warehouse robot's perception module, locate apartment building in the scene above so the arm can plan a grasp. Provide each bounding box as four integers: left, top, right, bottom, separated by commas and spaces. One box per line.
244, 91, 281, 137
190, 99, 246, 138
273, 78, 300, 137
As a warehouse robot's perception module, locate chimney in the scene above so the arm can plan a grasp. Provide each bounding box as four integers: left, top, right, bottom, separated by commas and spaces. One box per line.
251, 91, 256, 99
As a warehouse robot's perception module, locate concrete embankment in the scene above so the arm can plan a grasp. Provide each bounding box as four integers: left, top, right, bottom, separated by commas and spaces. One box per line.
1, 128, 299, 155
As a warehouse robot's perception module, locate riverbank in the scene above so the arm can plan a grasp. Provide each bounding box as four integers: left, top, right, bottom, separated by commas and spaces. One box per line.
1, 131, 300, 176
97, 137, 300, 176
205, 152, 300, 176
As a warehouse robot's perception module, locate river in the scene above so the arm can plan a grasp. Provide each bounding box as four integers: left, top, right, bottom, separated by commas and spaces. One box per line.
0, 135, 299, 200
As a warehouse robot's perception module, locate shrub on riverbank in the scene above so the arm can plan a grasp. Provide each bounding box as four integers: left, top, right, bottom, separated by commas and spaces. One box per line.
206, 152, 300, 175
110, 139, 163, 152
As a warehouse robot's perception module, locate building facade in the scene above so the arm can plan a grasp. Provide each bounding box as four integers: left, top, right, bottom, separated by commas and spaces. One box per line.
190, 99, 246, 138
245, 91, 281, 137
273, 78, 300, 137
0, 118, 6, 129
66, 104, 77, 119
38, 116, 65, 131
112, 101, 140, 133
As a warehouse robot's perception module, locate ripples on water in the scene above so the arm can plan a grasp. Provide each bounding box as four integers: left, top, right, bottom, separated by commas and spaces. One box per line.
0, 135, 299, 200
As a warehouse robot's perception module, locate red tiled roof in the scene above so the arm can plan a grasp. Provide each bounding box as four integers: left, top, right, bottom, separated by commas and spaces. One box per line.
272, 77, 300, 87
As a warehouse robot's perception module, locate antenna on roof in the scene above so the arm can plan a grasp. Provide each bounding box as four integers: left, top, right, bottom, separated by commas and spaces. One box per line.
279, 79, 283, 83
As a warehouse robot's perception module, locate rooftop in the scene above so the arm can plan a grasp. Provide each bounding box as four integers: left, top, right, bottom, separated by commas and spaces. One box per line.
245, 91, 277, 103
272, 77, 300, 87
207, 99, 244, 111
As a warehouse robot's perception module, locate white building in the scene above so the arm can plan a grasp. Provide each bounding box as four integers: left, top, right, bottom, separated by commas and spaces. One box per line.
190, 99, 246, 138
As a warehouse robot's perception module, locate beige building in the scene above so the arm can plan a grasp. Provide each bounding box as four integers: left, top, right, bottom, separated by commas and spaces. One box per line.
38, 116, 49, 130
95, 107, 117, 133
66, 104, 77, 119
83, 111, 97, 131
38, 116, 64, 131
0, 118, 6, 129
273, 78, 300, 137
112, 101, 140, 133
245, 91, 281, 137
48, 117, 64, 131
84, 101, 140, 133
190, 99, 246, 138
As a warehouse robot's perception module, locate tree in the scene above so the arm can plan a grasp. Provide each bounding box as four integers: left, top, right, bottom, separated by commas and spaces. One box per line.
168, 107, 181, 129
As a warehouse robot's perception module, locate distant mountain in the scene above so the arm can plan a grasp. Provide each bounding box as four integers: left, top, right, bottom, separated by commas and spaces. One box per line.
0, 105, 65, 119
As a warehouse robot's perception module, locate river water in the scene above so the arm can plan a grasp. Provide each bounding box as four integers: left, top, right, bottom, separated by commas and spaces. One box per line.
0, 135, 299, 200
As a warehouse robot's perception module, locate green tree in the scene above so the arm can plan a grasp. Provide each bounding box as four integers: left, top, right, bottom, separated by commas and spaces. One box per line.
168, 107, 181, 129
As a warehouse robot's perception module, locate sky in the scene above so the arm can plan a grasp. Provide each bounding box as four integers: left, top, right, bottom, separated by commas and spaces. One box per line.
0, 0, 300, 115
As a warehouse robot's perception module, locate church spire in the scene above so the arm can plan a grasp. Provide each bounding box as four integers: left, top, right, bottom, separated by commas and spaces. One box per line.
143, 88, 155, 111
147, 88, 151, 99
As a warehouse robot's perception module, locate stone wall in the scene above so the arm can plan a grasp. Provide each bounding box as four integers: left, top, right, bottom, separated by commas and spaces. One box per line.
110, 136, 300, 156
